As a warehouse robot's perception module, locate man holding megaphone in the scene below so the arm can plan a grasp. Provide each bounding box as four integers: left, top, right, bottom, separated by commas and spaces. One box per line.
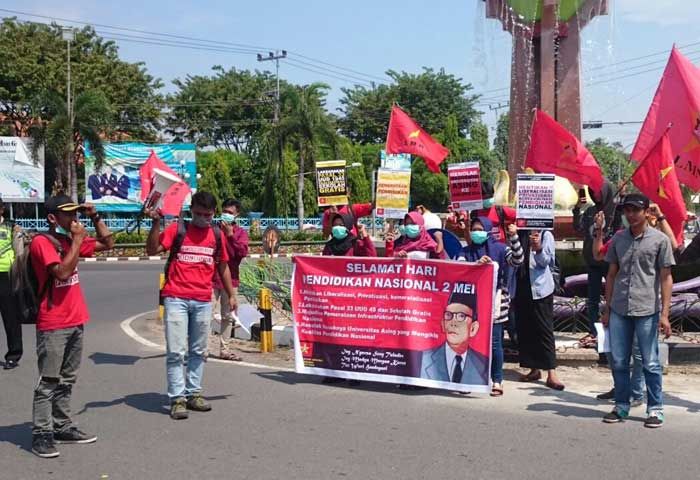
145, 191, 237, 421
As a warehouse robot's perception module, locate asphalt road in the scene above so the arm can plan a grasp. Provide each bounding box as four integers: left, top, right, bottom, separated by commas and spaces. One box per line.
1, 261, 700, 480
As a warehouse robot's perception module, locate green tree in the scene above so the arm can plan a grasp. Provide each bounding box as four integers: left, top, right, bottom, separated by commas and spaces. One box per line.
493, 113, 509, 171
585, 138, 634, 186
196, 150, 237, 210
339, 68, 480, 144
410, 160, 448, 212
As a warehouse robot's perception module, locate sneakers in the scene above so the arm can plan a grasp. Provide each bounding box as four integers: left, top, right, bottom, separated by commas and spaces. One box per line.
54, 426, 98, 444
186, 394, 212, 412
603, 407, 629, 423
3, 360, 19, 370
170, 398, 189, 420
32, 434, 59, 458
596, 389, 615, 401
644, 411, 664, 429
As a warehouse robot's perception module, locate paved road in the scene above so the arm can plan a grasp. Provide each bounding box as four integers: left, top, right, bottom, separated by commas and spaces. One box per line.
2, 262, 700, 480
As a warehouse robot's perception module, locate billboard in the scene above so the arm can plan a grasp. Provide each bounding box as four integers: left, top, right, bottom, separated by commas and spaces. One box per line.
0, 137, 44, 203
84, 142, 196, 212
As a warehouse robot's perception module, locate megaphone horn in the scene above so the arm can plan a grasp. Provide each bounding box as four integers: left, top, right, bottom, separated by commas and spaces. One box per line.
144, 168, 182, 211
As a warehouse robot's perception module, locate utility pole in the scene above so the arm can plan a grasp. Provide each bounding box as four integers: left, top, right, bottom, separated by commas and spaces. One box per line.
62, 27, 75, 199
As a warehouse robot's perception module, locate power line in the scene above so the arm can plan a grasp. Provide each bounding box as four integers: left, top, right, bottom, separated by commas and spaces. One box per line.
286, 51, 388, 83
285, 60, 373, 87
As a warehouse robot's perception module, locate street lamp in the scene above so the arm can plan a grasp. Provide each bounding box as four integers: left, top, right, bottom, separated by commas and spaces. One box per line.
62, 27, 75, 199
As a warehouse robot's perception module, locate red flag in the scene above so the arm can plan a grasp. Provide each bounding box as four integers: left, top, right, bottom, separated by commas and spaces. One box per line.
632, 47, 700, 190
524, 109, 605, 192
385, 105, 449, 173
138, 150, 191, 216
632, 132, 687, 244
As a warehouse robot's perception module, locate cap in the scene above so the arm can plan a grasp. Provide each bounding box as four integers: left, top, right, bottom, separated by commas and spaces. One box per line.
447, 285, 477, 320
45, 194, 81, 214
620, 193, 650, 210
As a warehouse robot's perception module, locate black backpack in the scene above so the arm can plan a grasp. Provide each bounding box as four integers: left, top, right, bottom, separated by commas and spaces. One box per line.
161, 219, 222, 293
11, 233, 63, 325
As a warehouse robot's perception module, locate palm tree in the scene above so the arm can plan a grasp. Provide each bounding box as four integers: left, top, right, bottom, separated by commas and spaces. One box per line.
29, 90, 112, 200
276, 83, 337, 229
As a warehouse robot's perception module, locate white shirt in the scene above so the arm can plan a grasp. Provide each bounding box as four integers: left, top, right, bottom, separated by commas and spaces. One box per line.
445, 345, 464, 381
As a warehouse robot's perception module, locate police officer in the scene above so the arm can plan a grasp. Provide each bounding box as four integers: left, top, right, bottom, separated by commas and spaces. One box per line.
0, 197, 22, 369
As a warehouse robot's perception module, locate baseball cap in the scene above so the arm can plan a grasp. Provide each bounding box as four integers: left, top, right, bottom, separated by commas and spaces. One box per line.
620, 193, 650, 210
45, 194, 81, 214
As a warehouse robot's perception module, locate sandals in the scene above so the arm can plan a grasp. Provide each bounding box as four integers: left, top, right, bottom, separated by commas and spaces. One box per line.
519, 370, 542, 382
490, 384, 504, 397
545, 380, 565, 391
219, 351, 243, 362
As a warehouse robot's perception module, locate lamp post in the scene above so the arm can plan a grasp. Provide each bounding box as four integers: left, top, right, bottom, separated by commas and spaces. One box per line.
62, 27, 75, 199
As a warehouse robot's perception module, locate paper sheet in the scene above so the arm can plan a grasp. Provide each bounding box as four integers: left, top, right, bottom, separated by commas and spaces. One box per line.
595, 322, 611, 353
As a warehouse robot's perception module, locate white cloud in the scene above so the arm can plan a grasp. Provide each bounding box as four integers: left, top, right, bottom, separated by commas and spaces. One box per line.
616, 0, 700, 26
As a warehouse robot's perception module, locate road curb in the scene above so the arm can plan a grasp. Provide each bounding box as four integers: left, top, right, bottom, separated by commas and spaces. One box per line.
82, 253, 320, 262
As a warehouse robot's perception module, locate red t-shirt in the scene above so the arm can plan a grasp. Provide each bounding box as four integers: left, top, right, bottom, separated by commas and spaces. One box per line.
30, 234, 96, 332
160, 223, 229, 302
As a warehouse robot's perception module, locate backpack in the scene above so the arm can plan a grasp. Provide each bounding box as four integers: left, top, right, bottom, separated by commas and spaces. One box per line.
161, 219, 222, 293
11, 233, 63, 325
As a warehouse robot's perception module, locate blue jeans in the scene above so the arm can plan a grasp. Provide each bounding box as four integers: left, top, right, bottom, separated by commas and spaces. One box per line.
491, 323, 504, 383
586, 265, 608, 335
164, 297, 212, 400
609, 311, 663, 414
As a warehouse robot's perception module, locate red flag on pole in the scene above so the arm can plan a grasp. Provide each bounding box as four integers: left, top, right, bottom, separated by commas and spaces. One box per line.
138, 150, 191, 216
385, 105, 449, 173
632, 132, 687, 244
631, 47, 700, 190
524, 109, 605, 193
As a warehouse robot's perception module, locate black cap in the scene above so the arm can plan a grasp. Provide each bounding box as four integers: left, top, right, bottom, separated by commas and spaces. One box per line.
481, 181, 494, 199
45, 194, 81, 214
447, 285, 477, 321
621, 193, 650, 210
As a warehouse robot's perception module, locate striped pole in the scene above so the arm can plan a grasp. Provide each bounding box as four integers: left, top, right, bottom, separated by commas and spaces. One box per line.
259, 288, 273, 352
158, 273, 165, 323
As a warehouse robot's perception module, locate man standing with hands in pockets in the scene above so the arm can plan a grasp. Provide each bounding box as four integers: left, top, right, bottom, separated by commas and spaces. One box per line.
146, 191, 237, 420
601, 193, 674, 428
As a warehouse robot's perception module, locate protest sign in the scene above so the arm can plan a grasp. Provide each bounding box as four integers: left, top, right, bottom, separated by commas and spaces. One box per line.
316, 160, 348, 206
292, 255, 497, 393
448, 162, 482, 211
0, 137, 44, 202
380, 150, 411, 171
516, 174, 555, 230
375, 168, 411, 219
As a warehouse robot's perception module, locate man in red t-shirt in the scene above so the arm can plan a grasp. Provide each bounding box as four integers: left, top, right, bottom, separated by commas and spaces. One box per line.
146, 191, 236, 421
30, 195, 114, 458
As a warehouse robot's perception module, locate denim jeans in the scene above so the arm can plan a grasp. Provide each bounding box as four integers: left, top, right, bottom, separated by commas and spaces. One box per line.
491, 323, 504, 384
609, 311, 663, 414
164, 297, 212, 400
586, 265, 608, 336
32, 326, 83, 434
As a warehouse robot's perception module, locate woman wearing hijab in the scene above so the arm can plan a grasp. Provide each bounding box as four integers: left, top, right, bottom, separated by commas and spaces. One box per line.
385, 211, 445, 259
572, 181, 620, 348
460, 217, 523, 396
515, 228, 564, 390
323, 213, 376, 257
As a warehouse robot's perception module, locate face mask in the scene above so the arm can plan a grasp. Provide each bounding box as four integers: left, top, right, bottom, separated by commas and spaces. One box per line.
470, 231, 488, 245
398, 225, 407, 236
221, 213, 236, 223
482, 198, 495, 208
622, 216, 630, 228
404, 225, 420, 239
55, 225, 70, 236
191, 214, 211, 228
332, 226, 348, 240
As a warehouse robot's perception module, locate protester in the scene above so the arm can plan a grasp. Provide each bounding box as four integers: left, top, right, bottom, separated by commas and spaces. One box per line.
29, 195, 114, 458
321, 201, 373, 238
602, 193, 674, 428
515, 228, 564, 390
322, 213, 377, 257
386, 212, 443, 259
415, 205, 446, 257
468, 181, 516, 243
572, 181, 619, 348
146, 191, 237, 421
0, 197, 22, 369
212, 199, 249, 362
460, 219, 523, 396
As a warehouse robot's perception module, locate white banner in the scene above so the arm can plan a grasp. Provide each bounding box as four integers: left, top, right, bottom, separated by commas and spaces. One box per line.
0, 137, 44, 203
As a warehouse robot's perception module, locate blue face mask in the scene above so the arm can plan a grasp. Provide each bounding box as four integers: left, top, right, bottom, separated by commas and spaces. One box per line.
332, 226, 348, 240
482, 198, 495, 208
221, 213, 236, 223
404, 225, 420, 239
55, 225, 70, 236
470, 230, 489, 245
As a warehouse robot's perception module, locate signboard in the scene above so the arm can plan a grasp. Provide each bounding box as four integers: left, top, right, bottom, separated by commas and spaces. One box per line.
448, 162, 482, 211
316, 160, 348, 207
375, 168, 411, 219
516, 174, 555, 230
84, 142, 196, 212
380, 150, 411, 171
0, 137, 44, 202
292, 256, 496, 394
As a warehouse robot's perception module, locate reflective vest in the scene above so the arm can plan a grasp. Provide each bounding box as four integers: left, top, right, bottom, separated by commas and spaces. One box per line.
0, 220, 15, 273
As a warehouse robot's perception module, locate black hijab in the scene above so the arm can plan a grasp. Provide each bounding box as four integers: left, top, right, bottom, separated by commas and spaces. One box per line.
594, 181, 616, 229
326, 213, 357, 256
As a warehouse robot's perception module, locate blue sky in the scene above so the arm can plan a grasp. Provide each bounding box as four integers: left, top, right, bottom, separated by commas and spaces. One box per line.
4, 0, 700, 150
